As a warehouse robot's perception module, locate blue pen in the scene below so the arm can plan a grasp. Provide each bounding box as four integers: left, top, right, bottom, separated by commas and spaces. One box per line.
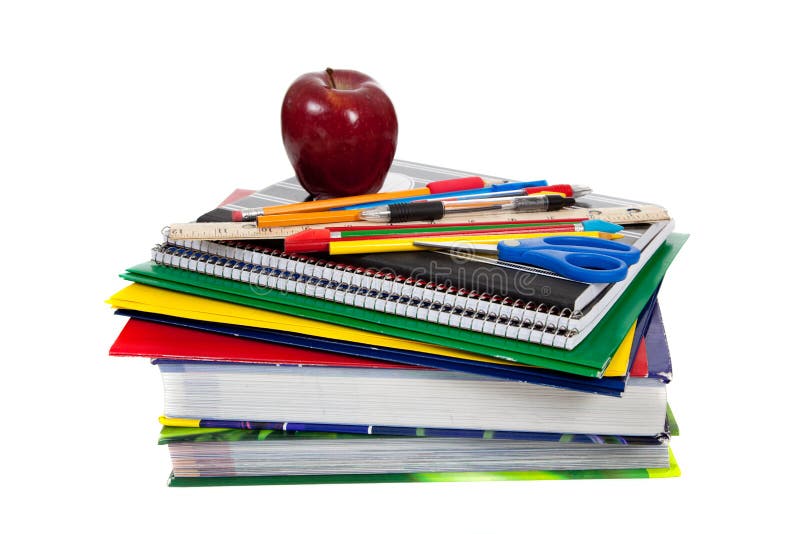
331, 180, 549, 211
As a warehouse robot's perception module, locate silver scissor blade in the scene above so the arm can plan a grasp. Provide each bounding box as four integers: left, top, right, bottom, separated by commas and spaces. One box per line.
413, 240, 500, 254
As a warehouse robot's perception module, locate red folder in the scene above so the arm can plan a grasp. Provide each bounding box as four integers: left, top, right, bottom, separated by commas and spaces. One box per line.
110, 318, 418, 369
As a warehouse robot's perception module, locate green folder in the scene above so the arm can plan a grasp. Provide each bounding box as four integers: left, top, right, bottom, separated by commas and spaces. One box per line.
122, 233, 687, 378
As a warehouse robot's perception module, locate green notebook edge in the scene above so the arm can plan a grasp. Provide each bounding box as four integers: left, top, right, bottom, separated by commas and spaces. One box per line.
121, 233, 688, 377
166, 448, 680, 486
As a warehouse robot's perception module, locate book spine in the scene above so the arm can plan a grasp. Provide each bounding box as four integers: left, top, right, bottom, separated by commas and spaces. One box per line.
152, 239, 581, 346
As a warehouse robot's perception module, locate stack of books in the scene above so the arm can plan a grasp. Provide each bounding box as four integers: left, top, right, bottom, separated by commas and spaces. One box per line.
107, 160, 687, 486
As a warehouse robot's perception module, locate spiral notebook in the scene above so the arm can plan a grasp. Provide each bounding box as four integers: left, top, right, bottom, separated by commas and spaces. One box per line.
121, 232, 687, 377
148, 218, 671, 350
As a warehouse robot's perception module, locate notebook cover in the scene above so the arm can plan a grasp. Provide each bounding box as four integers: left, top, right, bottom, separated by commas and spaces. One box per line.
334, 249, 596, 312
331, 224, 658, 314
165, 448, 680, 486
120, 233, 687, 378
110, 291, 663, 393
109, 283, 497, 363
646, 303, 673, 382
110, 318, 416, 369
627, 285, 659, 374
108, 283, 638, 384
112, 312, 629, 395
160, 221, 670, 343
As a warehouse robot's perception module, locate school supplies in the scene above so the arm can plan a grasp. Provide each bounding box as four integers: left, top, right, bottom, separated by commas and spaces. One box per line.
160, 424, 678, 486
283, 220, 623, 253
165, 453, 681, 487
107, 159, 688, 486
331, 178, 553, 211
198, 175, 508, 222
324, 218, 603, 235
127, 222, 680, 369
256, 209, 364, 227
318, 229, 620, 255
334, 183, 592, 211
168, 204, 670, 240
359, 194, 575, 223
253, 194, 575, 228
156, 360, 669, 436
415, 235, 641, 283
110, 311, 648, 395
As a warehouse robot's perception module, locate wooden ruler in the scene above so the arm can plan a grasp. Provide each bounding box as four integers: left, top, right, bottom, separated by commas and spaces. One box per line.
166, 205, 671, 241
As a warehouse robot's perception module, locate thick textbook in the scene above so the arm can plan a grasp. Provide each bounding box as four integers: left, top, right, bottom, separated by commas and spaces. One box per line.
167, 451, 680, 487
121, 233, 688, 377
159, 424, 672, 479
162, 423, 680, 487
157, 361, 669, 436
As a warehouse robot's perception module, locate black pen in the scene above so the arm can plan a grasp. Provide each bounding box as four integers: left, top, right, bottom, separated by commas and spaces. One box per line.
358, 194, 576, 223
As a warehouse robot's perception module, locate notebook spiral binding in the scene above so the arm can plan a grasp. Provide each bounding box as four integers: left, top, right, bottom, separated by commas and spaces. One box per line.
151, 239, 580, 348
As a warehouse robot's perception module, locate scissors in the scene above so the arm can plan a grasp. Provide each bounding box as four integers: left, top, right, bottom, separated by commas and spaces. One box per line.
413, 235, 641, 283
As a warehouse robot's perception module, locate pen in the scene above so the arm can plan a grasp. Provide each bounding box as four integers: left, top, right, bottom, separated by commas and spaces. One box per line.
322, 230, 622, 255
359, 194, 575, 223
255, 194, 574, 228
234, 176, 504, 221
283, 220, 623, 253
331, 179, 550, 211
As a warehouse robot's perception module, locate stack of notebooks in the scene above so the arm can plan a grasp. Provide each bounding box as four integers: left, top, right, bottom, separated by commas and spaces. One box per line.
107, 160, 687, 486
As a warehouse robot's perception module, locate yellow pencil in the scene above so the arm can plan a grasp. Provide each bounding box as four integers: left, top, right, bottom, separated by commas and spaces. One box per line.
328, 231, 622, 255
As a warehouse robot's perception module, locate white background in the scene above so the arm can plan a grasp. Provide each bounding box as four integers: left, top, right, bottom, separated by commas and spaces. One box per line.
2, 1, 799, 531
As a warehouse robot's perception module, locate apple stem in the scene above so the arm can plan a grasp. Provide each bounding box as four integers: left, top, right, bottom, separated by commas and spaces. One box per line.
325, 67, 337, 89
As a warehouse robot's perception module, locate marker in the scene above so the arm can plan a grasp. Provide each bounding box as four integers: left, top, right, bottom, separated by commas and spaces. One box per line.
283, 220, 623, 253
234, 176, 505, 221
323, 230, 622, 255
359, 195, 575, 223
332, 179, 551, 211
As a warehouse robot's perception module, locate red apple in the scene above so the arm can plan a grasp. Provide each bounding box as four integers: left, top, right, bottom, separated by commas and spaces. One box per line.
281, 68, 398, 198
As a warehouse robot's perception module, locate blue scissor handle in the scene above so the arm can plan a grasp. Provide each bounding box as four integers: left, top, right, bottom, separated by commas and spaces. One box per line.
496, 236, 641, 283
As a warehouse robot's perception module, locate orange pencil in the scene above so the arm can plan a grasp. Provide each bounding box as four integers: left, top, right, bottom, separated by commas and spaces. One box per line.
257, 210, 363, 227
241, 176, 497, 220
